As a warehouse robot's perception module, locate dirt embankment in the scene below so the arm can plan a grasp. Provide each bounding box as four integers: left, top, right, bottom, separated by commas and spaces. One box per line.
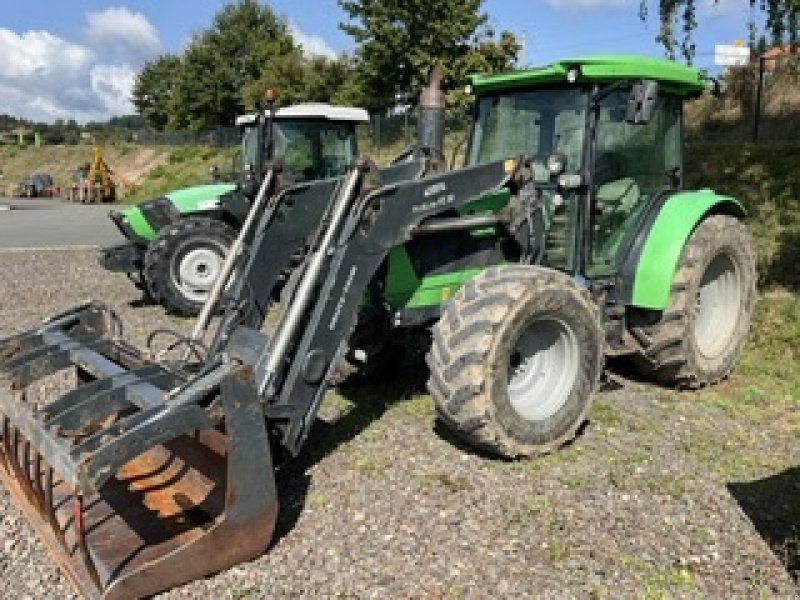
0, 143, 173, 197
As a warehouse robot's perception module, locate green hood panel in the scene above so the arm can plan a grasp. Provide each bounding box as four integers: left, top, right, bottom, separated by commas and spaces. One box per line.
116, 183, 237, 241
632, 189, 745, 309
120, 206, 156, 240
166, 184, 237, 213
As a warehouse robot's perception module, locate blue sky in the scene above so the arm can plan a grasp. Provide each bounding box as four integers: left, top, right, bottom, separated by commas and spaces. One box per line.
0, 1, 759, 122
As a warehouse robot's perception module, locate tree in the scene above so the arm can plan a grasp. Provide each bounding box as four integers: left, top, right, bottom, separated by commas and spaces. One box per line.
133, 1, 307, 131
132, 55, 182, 130
338, 0, 518, 111
133, 0, 356, 131
640, 0, 800, 63
176, 0, 298, 131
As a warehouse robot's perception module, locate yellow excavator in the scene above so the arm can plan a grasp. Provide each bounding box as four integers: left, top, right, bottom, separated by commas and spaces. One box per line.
68, 142, 136, 203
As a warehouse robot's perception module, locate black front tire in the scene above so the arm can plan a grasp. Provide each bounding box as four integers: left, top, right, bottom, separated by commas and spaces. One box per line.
427, 265, 603, 458
143, 217, 236, 317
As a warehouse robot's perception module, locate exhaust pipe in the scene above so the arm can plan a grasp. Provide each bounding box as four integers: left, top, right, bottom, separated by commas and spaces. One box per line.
418, 66, 445, 163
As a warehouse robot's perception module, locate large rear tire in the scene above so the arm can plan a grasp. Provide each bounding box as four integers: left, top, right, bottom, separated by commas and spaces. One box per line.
630, 214, 756, 388
143, 217, 236, 317
427, 265, 603, 458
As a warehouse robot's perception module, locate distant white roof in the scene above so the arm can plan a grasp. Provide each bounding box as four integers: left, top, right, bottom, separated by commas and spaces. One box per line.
235, 103, 369, 126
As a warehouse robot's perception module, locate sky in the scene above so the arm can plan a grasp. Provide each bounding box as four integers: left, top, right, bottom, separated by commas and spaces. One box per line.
0, 0, 759, 123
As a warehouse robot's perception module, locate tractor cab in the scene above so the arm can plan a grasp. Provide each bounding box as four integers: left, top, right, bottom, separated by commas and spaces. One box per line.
466, 56, 701, 280
236, 104, 368, 183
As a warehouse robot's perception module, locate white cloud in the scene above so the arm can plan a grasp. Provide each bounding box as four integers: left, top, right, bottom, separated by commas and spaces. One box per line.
0, 29, 90, 80
0, 7, 161, 123
86, 7, 161, 62
289, 21, 337, 60
90, 64, 138, 116
547, 0, 636, 9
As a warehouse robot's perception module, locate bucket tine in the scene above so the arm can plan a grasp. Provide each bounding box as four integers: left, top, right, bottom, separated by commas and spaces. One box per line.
74, 495, 103, 591
42, 466, 66, 546
32, 451, 43, 507
1, 416, 11, 471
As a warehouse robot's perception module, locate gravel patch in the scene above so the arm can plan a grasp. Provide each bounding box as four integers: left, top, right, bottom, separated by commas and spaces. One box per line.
0, 248, 797, 598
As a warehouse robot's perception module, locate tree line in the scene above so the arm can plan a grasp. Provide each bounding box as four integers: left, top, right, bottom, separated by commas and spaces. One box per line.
132, 0, 519, 132
0, 114, 147, 145
133, 0, 799, 132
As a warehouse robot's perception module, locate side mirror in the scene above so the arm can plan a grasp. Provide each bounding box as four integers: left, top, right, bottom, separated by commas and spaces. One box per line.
626, 79, 659, 124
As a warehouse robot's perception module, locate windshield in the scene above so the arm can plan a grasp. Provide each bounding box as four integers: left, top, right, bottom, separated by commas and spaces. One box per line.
468, 88, 588, 180
240, 119, 357, 183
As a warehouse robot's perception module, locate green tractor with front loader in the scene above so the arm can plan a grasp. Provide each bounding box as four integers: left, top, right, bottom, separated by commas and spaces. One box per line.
0, 55, 755, 597
101, 102, 369, 316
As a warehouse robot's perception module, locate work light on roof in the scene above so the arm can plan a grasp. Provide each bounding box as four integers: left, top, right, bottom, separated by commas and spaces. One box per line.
566, 66, 581, 83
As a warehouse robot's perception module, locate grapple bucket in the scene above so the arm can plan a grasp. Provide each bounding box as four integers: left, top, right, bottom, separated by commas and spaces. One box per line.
0, 303, 278, 599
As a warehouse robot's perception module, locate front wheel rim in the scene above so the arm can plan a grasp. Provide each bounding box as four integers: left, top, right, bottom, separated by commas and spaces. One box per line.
171, 242, 227, 304
507, 317, 580, 422
694, 251, 741, 358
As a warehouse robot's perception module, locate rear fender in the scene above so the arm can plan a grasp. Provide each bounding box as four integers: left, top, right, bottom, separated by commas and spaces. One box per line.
622, 189, 745, 310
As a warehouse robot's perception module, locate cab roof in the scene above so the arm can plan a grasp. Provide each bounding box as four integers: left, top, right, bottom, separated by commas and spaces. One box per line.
469, 55, 706, 97
235, 103, 369, 127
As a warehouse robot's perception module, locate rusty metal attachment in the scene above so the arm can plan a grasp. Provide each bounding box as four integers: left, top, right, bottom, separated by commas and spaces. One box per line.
0, 304, 278, 598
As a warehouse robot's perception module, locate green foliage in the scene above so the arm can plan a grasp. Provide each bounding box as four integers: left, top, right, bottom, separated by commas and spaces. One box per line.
338, 0, 518, 112
132, 55, 182, 130
639, 0, 800, 63
685, 141, 800, 289
132, 0, 354, 132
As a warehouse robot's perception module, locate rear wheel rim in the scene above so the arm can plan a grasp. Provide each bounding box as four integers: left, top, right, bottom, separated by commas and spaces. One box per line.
507, 317, 580, 422
694, 251, 741, 358
171, 241, 227, 304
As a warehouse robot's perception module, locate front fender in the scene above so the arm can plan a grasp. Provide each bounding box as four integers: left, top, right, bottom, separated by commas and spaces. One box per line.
629, 189, 745, 310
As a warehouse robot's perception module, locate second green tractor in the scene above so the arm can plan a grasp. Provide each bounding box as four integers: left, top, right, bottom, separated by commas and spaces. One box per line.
101, 103, 369, 315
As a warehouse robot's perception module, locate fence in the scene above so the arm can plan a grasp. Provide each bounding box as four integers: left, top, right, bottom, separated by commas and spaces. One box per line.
131, 127, 241, 147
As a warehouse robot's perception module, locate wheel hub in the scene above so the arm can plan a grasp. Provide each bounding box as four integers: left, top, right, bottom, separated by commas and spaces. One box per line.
507, 317, 580, 422
172, 244, 226, 303
694, 251, 741, 358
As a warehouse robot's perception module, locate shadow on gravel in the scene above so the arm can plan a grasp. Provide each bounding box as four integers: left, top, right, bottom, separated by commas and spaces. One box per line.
269, 346, 640, 543
728, 467, 800, 583
128, 295, 158, 309
270, 352, 430, 544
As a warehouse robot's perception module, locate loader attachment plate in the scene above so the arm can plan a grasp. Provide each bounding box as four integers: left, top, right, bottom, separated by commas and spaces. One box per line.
0, 304, 278, 599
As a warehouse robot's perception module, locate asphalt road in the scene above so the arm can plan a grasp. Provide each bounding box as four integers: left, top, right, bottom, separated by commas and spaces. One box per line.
0, 197, 124, 248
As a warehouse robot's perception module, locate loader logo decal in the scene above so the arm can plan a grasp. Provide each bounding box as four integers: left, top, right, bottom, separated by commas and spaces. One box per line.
329, 264, 358, 330
413, 193, 456, 214
423, 181, 446, 197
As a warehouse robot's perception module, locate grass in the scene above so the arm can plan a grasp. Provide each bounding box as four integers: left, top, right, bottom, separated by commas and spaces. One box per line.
124, 145, 238, 203
678, 292, 800, 429
618, 553, 695, 597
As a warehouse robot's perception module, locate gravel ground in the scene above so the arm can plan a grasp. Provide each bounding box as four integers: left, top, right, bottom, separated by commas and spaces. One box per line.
0, 248, 798, 599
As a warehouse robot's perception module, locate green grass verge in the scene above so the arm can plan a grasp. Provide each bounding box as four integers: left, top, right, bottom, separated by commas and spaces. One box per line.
123, 145, 238, 204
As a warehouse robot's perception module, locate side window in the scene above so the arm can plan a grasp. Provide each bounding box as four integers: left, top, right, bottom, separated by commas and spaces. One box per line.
319, 126, 353, 178
589, 92, 682, 275
277, 126, 315, 182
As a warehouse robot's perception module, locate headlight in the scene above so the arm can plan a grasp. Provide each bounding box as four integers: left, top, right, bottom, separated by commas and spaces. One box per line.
546, 152, 567, 175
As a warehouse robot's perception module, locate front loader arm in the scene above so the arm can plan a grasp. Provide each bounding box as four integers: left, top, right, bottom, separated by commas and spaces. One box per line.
211, 159, 428, 356
258, 158, 526, 455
